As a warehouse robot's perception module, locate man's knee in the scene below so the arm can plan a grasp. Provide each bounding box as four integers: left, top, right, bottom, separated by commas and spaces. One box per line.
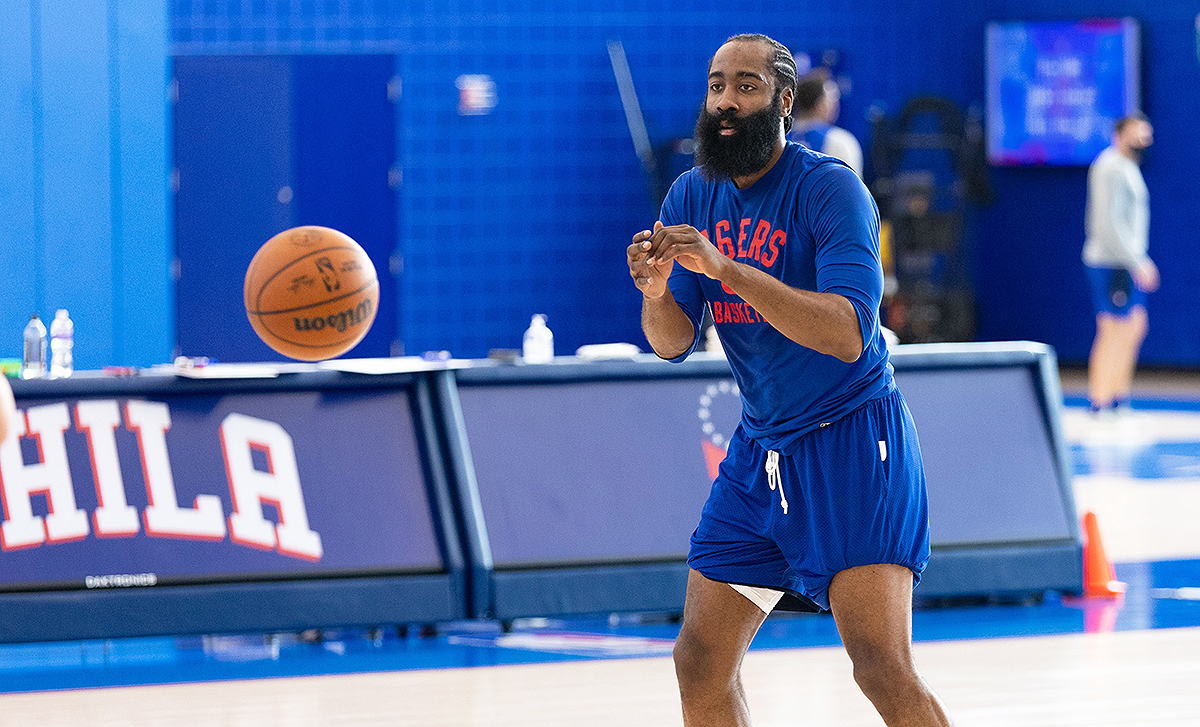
673, 628, 733, 692
846, 642, 919, 700
672, 629, 709, 684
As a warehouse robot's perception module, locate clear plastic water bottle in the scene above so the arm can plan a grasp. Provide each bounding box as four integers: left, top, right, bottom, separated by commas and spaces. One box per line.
50, 309, 74, 378
522, 314, 554, 364
22, 314, 47, 379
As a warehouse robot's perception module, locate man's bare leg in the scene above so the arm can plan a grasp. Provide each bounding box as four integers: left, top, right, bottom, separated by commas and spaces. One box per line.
1089, 314, 1121, 408
1089, 309, 1148, 408
1111, 307, 1148, 403
673, 569, 769, 726
829, 563, 954, 726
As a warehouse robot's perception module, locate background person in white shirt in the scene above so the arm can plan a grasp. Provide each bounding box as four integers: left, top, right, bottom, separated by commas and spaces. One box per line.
789, 67, 863, 177
1083, 113, 1158, 414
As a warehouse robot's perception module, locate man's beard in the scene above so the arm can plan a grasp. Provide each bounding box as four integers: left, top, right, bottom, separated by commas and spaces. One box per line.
694, 92, 784, 182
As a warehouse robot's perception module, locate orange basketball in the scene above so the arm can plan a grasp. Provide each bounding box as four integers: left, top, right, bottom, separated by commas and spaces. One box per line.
244, 226, 379, 361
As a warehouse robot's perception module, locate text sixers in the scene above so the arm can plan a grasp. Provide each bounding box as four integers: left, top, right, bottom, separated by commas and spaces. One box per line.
0, 401, 322, 561
700, 217, 786, 323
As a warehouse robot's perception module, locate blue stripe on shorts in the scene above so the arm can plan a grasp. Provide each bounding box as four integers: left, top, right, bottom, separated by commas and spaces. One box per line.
687, 386, 930, 611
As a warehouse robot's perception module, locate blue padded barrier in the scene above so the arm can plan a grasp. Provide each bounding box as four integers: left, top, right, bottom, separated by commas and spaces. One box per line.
1, 341, 1081, 639
444, 342, 1083, 620
2, 368, 467, 642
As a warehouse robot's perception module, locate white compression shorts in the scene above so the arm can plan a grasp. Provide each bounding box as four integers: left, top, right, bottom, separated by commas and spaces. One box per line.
729, 582, 785, 614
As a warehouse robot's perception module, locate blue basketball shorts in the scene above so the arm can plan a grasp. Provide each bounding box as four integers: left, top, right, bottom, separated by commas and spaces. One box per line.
687, 387, 931, 612
1086, 265, 1146, 317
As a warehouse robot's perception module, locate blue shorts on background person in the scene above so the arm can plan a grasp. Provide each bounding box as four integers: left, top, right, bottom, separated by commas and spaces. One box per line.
1086, 265, 1146, 318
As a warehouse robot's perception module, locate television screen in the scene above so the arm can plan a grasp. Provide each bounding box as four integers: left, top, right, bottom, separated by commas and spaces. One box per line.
986, 18, 1140, 166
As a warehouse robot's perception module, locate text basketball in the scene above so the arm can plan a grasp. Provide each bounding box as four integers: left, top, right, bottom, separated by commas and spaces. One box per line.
244, 226, 379, 361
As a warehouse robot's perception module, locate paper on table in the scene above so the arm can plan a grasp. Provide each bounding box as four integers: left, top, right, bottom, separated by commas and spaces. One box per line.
315, 357, 468, 375
167, 362, 286, 379
575, 343, 642, 361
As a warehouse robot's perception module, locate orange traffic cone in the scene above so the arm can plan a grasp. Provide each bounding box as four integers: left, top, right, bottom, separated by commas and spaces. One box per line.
1082, 511, 1126, 598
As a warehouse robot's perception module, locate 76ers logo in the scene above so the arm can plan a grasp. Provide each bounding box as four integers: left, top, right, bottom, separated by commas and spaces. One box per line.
698, 381, 740, 480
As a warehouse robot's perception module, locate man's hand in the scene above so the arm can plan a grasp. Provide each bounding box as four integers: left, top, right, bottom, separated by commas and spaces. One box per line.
645, 222, 731, 281
628, 221, 674, 298
1133, 259, 1160, 293
629, 221, 698, 358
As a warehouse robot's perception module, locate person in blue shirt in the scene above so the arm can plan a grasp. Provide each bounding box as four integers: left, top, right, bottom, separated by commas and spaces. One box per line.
627, 34, 953, 726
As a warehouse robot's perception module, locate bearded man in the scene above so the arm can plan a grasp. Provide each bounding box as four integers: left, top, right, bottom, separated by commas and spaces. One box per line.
627, 33, 955, 727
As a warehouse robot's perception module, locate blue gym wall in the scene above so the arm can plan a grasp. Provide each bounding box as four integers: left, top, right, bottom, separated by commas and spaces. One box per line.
2, 1, 1197, 367
0, 0, 171, 371
168, 0, 968, 360
960, 1, 1200, 365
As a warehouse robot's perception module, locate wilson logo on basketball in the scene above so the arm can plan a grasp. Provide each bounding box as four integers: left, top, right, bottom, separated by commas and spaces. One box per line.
293, 297, 374, 334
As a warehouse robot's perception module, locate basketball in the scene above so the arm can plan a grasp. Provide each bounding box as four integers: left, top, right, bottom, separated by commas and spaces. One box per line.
244, 226, 379, 361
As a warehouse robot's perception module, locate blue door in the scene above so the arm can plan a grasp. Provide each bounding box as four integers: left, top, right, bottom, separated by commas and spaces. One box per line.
173, 55, 398, 363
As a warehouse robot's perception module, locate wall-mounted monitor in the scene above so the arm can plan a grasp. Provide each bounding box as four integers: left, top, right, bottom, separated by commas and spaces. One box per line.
986, 18, 1140, 166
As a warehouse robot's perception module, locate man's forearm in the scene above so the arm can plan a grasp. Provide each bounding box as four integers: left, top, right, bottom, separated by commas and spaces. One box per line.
720, 260, 863, 362
642, 290, 696, 359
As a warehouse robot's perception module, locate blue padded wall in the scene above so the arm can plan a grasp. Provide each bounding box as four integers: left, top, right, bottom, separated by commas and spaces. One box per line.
0, 0, 39, 339
15, 2, 1193, 367
169, 0, 966, 359
0, 0, 171, 370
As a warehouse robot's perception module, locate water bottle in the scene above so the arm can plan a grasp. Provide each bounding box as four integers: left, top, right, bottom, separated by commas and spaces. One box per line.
50, 309, 74, 378
22, 314, 47, 379
522, 314, 554, 364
